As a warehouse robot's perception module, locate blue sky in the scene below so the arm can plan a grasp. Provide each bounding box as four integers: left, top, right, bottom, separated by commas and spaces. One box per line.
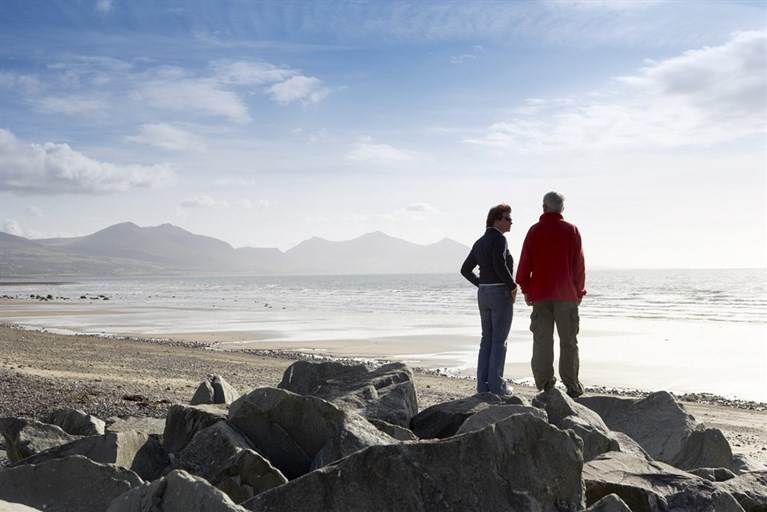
1, 0, 765, 268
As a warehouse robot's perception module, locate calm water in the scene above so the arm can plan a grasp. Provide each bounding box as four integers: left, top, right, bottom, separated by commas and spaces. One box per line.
4, 268, 764, 324
2, 268, 765, 401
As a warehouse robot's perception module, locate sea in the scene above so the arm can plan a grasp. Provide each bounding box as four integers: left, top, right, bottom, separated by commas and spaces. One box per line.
1, 268, 765, 402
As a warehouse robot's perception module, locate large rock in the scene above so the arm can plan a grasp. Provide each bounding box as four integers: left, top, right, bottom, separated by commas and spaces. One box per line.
18, 431, 168, 481
163, 403, 228, 454
733, 453, 767, 475
107, 469, 248, 512
228, 387, 395, 480
671, 426, 734, 471
278, 360, 418, 428
456, 404, 547, 434
366, 417, 418, 441
410, 392, 525, 439
534, 389, 620, 461
210, 449, 288, 504
173, 421, 254, 480
191, 374, 241, 406
0, 417, 80, 463
243, 413, 585, 512
583, 451, 744, 512
716, 471, 767, 512
579, 392, 733, 470
0, 454, 142, 512
43, 409, 105, 436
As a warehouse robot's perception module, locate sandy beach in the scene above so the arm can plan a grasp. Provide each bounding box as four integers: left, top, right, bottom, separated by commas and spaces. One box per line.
0, 323, 765, 467
1, 293, 765, 402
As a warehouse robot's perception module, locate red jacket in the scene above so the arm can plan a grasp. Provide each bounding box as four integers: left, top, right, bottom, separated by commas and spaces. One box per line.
516, 212, 586, 302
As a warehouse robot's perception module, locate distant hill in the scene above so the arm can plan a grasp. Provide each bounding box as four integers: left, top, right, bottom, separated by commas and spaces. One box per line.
0, 223, 469, 278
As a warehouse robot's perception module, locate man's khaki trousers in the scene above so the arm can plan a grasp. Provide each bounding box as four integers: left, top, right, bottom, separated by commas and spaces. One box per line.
529, 300, 585, 395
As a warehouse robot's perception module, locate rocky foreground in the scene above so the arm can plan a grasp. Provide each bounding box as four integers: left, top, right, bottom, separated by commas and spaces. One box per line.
1, 326, 766, 511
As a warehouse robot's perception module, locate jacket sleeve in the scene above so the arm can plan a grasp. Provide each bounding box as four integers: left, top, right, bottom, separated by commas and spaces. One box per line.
572, 228, 586, 298
460, 250, 479, 287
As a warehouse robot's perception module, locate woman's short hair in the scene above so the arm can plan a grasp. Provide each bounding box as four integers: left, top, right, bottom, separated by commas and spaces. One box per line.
543, 192, 565, 213
486, 203, 511, 227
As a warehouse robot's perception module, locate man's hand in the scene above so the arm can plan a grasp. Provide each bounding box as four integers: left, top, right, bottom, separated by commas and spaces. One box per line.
524, 293, 533, 306
511, 287, 518, 303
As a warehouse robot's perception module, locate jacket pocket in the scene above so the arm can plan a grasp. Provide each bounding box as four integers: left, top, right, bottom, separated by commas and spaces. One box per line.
529, 310, 538, 334
571, 308, 580, 336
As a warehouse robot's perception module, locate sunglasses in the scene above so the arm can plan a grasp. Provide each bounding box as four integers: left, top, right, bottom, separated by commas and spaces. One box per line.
501, 216, 512, 222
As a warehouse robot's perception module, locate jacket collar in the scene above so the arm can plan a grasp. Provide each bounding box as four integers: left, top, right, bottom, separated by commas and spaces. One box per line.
540, 212, 564, 221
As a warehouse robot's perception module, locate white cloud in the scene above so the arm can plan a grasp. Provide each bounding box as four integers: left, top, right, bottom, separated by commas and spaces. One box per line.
0, 71, 41, 92
179, 195, 230, 208
394, 202, 440, 221
266, 75, 330, 104
404, 202, 439, 214
133, 78, 252, 123
1, 218, 23, 236
126, 123, 206, 151
211, 60, 295, 85
0, 129, 176, 195
346, 136, 420, 162
37, 95, 109, 116
96, 0, 113, 13
450, 44, 485, 64
466, 31, 767, 152
23, 205, 45, 217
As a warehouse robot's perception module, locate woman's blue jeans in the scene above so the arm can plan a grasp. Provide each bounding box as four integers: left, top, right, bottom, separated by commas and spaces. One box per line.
476, 285, 513, 393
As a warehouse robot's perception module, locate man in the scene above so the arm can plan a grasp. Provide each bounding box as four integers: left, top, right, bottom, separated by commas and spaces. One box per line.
461, 203, 518, 395
516, 192, 586, 398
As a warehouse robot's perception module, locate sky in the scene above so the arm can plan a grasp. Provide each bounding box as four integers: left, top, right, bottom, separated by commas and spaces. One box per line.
0, 0, 765, 269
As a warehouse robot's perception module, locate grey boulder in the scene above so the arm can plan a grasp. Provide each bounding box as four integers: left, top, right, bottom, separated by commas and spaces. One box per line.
43, 408, 105, 436
173, 421, 254, 480
210, 449, 288, 504
0, 454, 142, 512
579, 391, 733, 470
583, 451, 744, 512
715, 470, 767, 512
191, 374, 240, 406
278, 360, 418, 428
163, 403, 228, 454
534, 388, 620, 461
456, 404, 547, 434
107, 469, 248, 512
243, 413, 584, 512
410, 392, 526, 439
0, 417, 80, 463
228, 387, 395, 480
18, 430, 168, 481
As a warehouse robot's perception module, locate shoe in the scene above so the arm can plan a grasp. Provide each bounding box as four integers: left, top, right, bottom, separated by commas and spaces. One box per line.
543, 379, 556, 392
566, 388, 583, 399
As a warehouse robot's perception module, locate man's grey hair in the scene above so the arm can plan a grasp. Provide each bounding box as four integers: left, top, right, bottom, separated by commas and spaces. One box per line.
543, 191, 565, 213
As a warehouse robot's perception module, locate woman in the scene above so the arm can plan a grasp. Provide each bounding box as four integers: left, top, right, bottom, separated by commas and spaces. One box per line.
460, 203, 518, 395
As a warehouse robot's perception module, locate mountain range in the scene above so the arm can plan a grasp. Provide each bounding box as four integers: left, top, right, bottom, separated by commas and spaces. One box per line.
0, 222, 470, 278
